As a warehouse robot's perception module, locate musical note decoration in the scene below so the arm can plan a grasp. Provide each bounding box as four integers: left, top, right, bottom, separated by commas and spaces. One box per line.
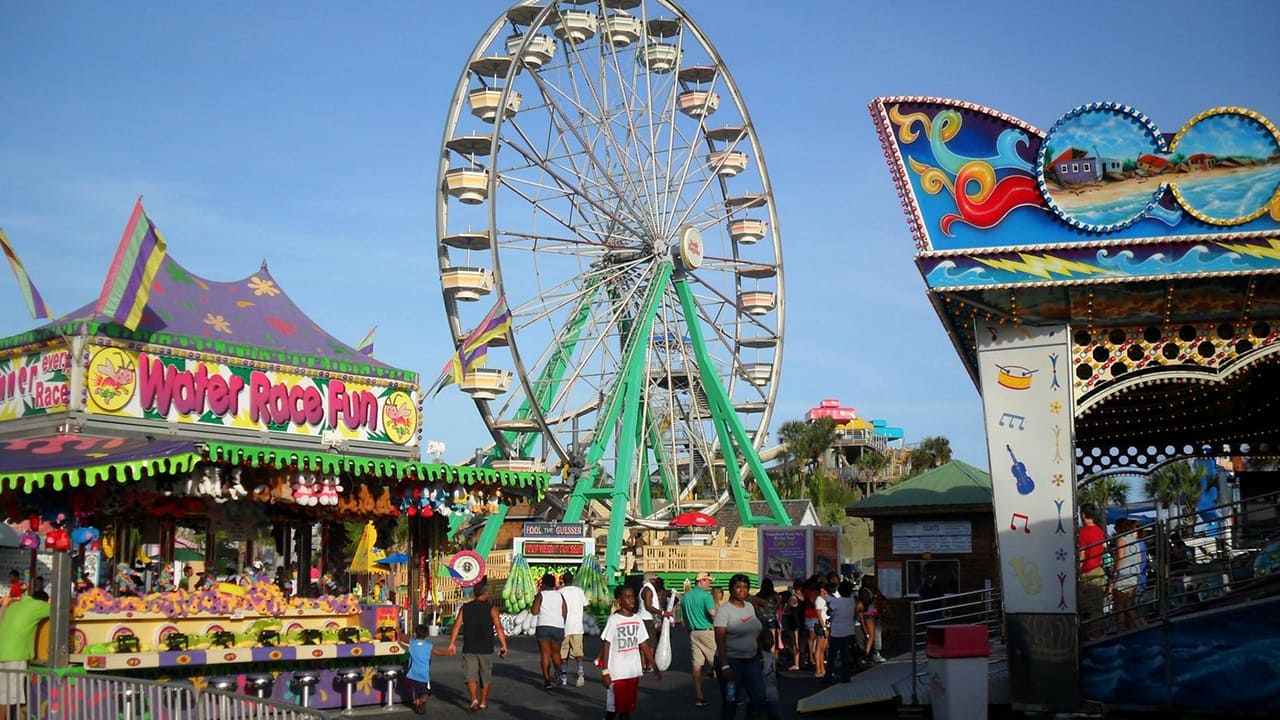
998, 412, 1026, 430
1009, 512, 1031, 533
1006, 444, 1036, 495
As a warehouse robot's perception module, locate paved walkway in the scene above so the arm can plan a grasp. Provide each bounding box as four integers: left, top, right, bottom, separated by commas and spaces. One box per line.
329, 630, 841, 719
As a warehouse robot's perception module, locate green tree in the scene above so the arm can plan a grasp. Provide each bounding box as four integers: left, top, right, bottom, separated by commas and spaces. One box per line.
1143, 460, 1204, 524
777, 418, 838, 475
908, 436, 952, 476
1078, 476, 1128, 515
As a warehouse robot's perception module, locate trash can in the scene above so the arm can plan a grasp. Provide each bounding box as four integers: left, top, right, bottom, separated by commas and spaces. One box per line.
926, 624, 989, 720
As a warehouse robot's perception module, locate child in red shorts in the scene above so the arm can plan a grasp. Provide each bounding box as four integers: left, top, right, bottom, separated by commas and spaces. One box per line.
597, 585, 660, 719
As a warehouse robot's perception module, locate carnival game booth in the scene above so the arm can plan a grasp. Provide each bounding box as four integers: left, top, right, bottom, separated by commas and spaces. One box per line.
0, 251, 546, 709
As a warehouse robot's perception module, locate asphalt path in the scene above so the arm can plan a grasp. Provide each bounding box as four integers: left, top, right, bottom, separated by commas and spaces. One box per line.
329, 629, 848, 720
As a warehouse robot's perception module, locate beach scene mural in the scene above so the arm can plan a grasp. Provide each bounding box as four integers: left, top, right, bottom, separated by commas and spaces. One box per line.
1039, 105, 1280, 231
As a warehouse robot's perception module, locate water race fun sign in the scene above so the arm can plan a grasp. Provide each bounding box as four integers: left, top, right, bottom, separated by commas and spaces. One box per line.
83, 344, 420, 446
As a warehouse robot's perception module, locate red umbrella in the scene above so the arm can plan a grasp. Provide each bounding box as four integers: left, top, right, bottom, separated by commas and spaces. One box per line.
669, 511, 717, 528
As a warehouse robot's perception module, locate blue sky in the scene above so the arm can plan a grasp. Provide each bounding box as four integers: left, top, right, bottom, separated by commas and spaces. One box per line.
3, 1, 1279, 471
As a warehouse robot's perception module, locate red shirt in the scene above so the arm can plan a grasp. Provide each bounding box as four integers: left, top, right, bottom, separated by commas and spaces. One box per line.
1079, 523, 1105, 572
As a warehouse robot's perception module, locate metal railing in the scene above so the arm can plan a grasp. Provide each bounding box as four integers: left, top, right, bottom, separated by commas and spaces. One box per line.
907, 586, 1004, 705
1079, 487, 1280, 642
0, 668, 325, 720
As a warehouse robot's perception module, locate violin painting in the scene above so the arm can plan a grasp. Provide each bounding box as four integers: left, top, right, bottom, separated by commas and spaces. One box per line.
1006, 444, 1035, 495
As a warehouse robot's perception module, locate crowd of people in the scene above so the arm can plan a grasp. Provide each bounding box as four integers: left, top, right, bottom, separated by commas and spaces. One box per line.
1078, 502, 1165, 638
399, 569, 886, 719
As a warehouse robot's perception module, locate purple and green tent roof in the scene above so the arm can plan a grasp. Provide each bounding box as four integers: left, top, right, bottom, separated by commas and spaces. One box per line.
0, 255, 416, 384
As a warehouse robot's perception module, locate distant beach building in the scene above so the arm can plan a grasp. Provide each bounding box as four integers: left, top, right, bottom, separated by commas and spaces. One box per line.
1217, 155, 1256, 168
1137, 153, 1171, 176
1048, 147, 1121, 185
1187, 153, 1217, 171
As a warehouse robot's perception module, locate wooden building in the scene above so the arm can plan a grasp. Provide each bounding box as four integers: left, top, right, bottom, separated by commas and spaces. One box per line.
846, 460, 997, 650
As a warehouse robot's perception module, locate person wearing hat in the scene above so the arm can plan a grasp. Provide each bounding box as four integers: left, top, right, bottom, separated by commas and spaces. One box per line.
680, 572, 717, 706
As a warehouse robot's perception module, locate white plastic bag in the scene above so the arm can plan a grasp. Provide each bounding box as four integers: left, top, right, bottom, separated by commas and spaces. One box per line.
654, 594, 675, 671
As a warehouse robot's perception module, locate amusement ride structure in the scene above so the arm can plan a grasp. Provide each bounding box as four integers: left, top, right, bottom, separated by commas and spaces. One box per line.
873, 96, 1280, 712
435, 0, 790, 578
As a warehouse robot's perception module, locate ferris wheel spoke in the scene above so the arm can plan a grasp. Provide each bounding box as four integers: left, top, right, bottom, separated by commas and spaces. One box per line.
498, 139, 642, 242
509, 258, 647, 330
555, 35, 659, 223
522, 69, 654, 231
520, 261, 662, 430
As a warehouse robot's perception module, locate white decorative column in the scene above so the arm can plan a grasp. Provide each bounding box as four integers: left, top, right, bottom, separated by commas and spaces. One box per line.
976, 321, 1079, 710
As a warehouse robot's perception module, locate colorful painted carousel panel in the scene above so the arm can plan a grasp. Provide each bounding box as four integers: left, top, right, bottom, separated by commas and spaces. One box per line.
871, 98, 1280, 254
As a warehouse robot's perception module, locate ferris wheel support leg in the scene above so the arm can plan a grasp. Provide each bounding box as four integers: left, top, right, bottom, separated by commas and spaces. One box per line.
473, 503, 510, 556
637, 422, 654, 518
564, 263, 675, 577
674, 276, 790, 527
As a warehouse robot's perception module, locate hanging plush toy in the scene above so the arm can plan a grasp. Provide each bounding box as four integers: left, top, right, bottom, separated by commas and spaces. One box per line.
223, 468, 248, 502
196, 466, 223, 498
399, 487, 417, 516
71, 526, 101, 548
318, 476, 342, 507
293, 473, 317, 506
45, 513, 71, 552
19, 529, 40, 549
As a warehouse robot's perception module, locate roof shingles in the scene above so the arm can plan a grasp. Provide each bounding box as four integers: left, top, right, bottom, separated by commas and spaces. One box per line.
847, 460, 992, 515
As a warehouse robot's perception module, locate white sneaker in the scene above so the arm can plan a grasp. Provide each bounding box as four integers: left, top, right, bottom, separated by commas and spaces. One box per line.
871, 654, 886, 663
575, 673, 585, 687
560, 672, 568, 686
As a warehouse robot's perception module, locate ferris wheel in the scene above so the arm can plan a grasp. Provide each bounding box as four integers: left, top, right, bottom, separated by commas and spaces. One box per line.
436, 0, 787, 575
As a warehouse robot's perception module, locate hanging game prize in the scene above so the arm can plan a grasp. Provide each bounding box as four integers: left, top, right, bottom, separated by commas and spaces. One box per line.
449, 550, 486, 588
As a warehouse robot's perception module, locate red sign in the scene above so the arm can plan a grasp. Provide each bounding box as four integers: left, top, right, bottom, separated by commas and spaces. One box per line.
522, 541, 586, 559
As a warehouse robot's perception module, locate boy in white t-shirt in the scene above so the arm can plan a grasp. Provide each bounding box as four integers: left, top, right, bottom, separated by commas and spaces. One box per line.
558, 571, 589, 686
597, 585, 660, 720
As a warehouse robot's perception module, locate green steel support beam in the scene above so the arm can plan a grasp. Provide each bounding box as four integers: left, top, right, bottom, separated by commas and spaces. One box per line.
473, 503, 509, 556
637, 435, 653, 517
504, 281, 602, 457
564, 262, 673, 580
674, 276, 789, 527
474, 285, 600, 555
645, 415, 677, 508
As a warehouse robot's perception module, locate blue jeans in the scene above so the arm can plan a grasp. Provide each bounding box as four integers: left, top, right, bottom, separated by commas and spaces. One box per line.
720, 657, 766, 720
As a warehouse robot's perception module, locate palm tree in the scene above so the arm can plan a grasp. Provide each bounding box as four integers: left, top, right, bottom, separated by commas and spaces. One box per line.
908, 435, 953, 475
1143, 460, 1204, 526
1078, 476, 1129, 518
777, 418, 838, 475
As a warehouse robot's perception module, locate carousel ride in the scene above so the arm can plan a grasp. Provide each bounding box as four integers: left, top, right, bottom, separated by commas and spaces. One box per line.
436, 0, 790, 578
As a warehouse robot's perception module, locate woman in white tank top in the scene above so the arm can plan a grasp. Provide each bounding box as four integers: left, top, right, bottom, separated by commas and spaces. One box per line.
530, 573, 567, 689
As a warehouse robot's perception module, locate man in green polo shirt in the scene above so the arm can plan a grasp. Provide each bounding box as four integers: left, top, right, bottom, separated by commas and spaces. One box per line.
680, 572, 717, 706
0, 594, 51, 713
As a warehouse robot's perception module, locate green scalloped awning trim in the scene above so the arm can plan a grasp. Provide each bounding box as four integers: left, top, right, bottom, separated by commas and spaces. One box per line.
202, 442, 549, 494
0, 452, 203, 495
0, 321, 418, 384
